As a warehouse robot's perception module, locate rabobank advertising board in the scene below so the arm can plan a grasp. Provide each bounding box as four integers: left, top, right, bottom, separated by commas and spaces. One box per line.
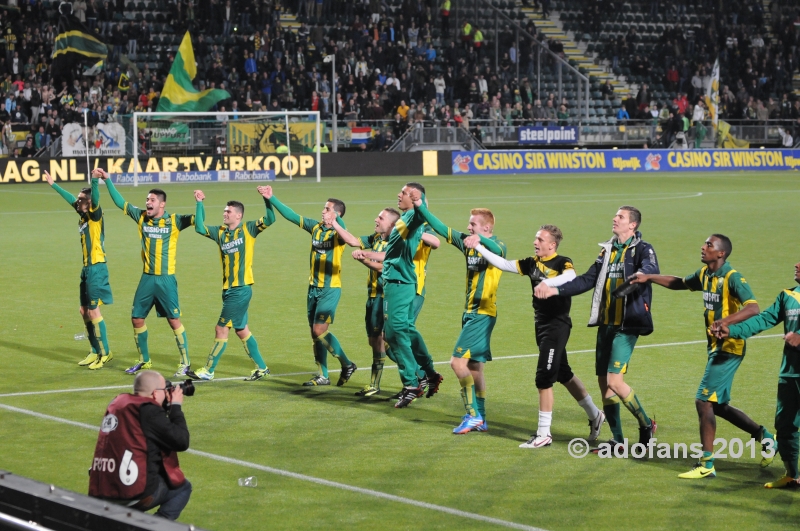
452, 149, 800, 174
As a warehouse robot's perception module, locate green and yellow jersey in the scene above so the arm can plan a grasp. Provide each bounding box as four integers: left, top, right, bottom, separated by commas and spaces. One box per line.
383, 204, 428, 284
270, 195, 346, 288
51, 178, 106, 266
195, 199, 275, 289
600, 237, 632, 326
105, 180, 194, 276
684, 261, 757, 356
359, 233, 389, 298
413, 223, 436, 296
728, 286, 800, 378
415, 203, 507, 317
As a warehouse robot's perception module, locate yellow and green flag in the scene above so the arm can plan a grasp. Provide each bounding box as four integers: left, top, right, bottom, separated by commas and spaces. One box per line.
157, 32, 230, 113
51, 13, 108, 85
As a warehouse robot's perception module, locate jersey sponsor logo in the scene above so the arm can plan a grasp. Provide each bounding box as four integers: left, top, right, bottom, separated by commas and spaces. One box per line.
312, 238, 334, 252
142, 225, 171, 237
467, 254, 487, 271
220, 237, 244, 253
703, 292, 721, 310
101, 413, 119, 433
608, 262, 625, 278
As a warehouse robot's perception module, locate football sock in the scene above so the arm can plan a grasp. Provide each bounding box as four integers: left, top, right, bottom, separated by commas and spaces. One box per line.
312, 337, 329, 378
173, 325, 190, 366
621, 389, 651, 428
98, 318, 110, 355
206, 339, 227, 371
475, 390, 486, 420
578, 394, 601, 420
786, 461, 799, 480
317, 332, 352, 367
133, 325, 150, 363
458, 375, 477, 417
537, 410, 553, 437
90, 317, 107, 357
370, 352, 385, 389
603, 395, 623, 441
701, 451, 714, 470
84, 317, 102, 357
759, 425, 775, 442
241, 333, 267, 370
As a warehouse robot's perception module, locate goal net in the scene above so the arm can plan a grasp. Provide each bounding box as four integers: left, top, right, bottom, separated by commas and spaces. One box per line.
130, 111, 322, 185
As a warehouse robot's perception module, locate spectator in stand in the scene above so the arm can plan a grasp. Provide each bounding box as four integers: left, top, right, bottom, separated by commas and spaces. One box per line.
616, 106, 630, 122
21, 136, 36, 156
433, 74, 445, 106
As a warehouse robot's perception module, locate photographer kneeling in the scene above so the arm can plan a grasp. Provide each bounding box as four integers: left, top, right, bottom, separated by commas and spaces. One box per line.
89, 370, 192, 520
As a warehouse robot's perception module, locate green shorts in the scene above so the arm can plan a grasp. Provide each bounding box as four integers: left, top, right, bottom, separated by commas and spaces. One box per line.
218, 285, 252, 330
132, 274, 181, 319
696, 351, 744, 404
80, 263, 113, 309
412, 293, 425, 324
365, 296, 384, 337
596, 324, 639, 376
307, 286, 341, 326
452, 313, 496, 363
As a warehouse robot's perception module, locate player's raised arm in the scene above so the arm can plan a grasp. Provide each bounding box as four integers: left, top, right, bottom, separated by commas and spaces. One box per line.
97, 169, 128, 211
194, 190, 211, 237
262, 185, 308, 229
322, 209, 361, 247
90, 172, 101, 210
256, 186, 277, 227
414, 198, 466, 248
44, 170, 79, 206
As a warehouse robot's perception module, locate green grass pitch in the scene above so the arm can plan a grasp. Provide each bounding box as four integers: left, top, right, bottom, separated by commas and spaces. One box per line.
2, 171, 800, 531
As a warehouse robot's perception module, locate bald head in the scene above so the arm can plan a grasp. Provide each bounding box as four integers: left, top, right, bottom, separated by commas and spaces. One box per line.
134, 370, 164, 396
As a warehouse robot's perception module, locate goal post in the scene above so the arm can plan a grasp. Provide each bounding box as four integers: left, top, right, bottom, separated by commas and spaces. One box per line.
130, 111, 322, 186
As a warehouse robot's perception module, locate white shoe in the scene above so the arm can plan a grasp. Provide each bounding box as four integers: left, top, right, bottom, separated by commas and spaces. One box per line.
519, 434, 553, 448
588, 410, 606, 442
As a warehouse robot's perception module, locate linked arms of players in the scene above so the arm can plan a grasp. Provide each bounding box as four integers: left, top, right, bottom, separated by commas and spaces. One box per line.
352, 249, 384, 272
322, 209, 362, 247
91, 168, 126, 210
259, 185, 303, 227
468, 241, 577, 286
193, 190, 210, 237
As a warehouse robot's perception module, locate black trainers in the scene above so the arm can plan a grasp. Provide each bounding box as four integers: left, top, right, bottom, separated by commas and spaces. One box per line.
389, 390, 403, 399
591, 439, 624, 454
425, 372, 443, 398
394, 385, 424, 408
337, 363, 357, 386
638, 417, 657, 445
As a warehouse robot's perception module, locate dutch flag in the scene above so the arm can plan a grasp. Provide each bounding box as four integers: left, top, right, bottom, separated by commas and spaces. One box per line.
351, 127, 372, 144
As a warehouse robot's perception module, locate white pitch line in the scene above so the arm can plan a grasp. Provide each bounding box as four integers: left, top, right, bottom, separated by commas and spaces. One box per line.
0, 334, 783, 399
0, 403, 548, 531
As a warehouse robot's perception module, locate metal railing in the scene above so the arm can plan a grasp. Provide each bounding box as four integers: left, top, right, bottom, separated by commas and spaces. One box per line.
388, 124, 485, 152
452, 0, 591, 123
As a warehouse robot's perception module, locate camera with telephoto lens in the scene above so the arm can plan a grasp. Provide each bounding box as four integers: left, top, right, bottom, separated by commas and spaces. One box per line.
165, 379, 195, 397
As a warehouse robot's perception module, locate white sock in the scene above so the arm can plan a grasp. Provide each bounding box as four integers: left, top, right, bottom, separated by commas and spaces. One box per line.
537, 410, 552, 437
578, 395, 601, 420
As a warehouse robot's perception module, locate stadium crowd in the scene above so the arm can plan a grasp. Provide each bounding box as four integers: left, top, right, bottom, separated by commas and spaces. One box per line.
1, 0, 799, 155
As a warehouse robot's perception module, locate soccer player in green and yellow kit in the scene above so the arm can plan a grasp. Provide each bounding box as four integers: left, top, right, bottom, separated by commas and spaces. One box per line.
325, 207, 402, 396
632, 234, 776, 479
715, 261, 800, 489
383, 183, 444, 408
261, 185, 357, 387
187, 187, 275, 381
414, 201, 506, 433
94, 168, 194, 377
44, 170, 113, 370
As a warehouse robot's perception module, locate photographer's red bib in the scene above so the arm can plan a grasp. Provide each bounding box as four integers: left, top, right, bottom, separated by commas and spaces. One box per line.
88, 394, 185, 500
